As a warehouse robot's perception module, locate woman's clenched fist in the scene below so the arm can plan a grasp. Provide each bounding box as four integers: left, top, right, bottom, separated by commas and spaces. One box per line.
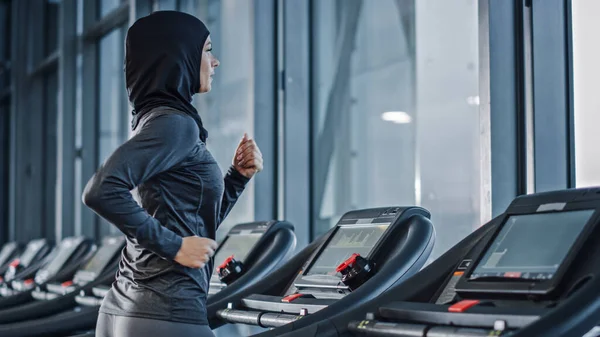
174, 236, 218, 268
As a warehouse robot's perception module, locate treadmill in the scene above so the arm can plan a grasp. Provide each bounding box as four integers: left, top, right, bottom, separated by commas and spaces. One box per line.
0, 235, 125, 325
0, 242, 23, 277
280, 187, 600, 337
0, 239, 54, 301
208, 220, 296, 305
215, 206, 435, 335
0, 236, 95, 310
2, 220, 296, 337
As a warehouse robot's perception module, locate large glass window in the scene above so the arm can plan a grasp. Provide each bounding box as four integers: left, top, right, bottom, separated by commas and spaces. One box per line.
312, 0, 481, 259
572, 0, 600, 188
99, 0, 125, 18
180, 0, 256, 240
97, 26, 129, 235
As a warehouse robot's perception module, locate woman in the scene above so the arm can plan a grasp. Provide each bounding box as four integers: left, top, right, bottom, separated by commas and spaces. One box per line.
82, 11, 263, 337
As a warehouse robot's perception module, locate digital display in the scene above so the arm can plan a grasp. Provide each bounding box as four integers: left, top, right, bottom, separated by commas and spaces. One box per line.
305, 224, 390, 276
213, 233, 262, 273
0, 243, 17, 266
20, 240, 46, 267
82, 244, 120, 274
469, 210, 595, 281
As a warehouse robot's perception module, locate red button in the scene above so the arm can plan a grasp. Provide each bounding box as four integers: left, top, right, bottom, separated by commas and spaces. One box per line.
24, 279, 34, 286
448, 300, 480, 313
336, 253, 360, 273
282, 293, 304, 303
217, 255, 235, 272
62, 280, 74, 287
9, 259, 20, 268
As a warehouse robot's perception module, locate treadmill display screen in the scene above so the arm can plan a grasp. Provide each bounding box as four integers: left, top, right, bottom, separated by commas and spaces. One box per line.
305, 224, 390, 276
0, 243, 17, 266
213, 233, 262, 273
82, 244, 119, 274
470, 210, 594, 281
43, 241, 78, 275
20, 241, 46, 267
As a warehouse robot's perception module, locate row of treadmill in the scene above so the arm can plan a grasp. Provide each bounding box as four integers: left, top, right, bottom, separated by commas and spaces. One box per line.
1, 187, 600, 336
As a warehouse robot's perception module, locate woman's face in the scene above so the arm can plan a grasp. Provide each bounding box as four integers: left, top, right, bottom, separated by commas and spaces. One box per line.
199, 36, 220, 93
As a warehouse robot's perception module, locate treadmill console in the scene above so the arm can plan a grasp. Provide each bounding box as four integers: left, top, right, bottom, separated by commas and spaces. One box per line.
209, 222, 270, 294
348, 188, 600, 337
290, 222, 390, 295
0, 243, 21, 275
74, 235, 124, 284
42, 235, 125, 297
2, 239, 52, 284
456, 209, 595, 297
12, 236, 92, 291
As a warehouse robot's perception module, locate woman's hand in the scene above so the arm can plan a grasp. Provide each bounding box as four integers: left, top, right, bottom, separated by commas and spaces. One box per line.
174, 236, 218, 268
233, 133, 263, 179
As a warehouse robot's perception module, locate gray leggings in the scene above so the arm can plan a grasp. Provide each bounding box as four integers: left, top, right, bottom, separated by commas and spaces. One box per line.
96, 313, 215, 337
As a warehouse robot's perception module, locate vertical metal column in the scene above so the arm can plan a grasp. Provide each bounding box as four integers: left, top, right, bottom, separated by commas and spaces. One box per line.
282, 0, 310, 247
56, 0, 78, 240
530, 0, 573, 192
80, 0, 99, 239
253, 0, 278, 222
488, 0, 527, 216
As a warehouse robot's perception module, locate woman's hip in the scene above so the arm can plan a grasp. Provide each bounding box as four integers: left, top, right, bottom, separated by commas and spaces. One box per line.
96, 313, 215, 337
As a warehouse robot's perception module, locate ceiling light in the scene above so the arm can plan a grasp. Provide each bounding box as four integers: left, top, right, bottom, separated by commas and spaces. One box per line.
381, 111, 412, 124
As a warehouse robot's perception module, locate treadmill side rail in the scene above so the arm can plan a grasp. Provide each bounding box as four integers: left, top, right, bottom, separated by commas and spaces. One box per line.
378, 301, 543, 329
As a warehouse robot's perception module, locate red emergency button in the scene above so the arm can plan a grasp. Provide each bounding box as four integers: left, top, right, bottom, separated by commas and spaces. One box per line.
282, 293, 304, 303
9, 259, 20, 268
24, 279, 34, 286
62, 280, 74, 287
448, 300, 480, 313
336, 253, 360, 273
217, 255, 235, 272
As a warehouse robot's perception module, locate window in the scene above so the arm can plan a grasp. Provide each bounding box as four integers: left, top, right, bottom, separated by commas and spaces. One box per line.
572, 0, 600, 188
99, 0, 125, 17
181, 0, 256, 240
312, 0, 482, 259
97, 26, 129, 235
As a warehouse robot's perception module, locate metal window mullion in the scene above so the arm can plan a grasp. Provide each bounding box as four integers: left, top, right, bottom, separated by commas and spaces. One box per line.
80, 0, 100, 239
82, 1, 129, 42
530, 0, 572, 192
253, 0, 278, 222
56, 0, 78, 240
282, 0, 310, 248
488, 0, 527, 216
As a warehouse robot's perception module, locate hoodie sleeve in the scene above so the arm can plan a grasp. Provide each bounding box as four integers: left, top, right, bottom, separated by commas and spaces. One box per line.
218, 166, 251, 224
82, 113, 198, 261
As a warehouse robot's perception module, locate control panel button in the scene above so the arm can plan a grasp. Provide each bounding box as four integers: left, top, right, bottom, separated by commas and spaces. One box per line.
448, 299, 480, 313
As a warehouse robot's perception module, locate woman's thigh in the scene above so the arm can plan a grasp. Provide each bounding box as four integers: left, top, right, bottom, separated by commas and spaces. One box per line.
96, 313, 115, 337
